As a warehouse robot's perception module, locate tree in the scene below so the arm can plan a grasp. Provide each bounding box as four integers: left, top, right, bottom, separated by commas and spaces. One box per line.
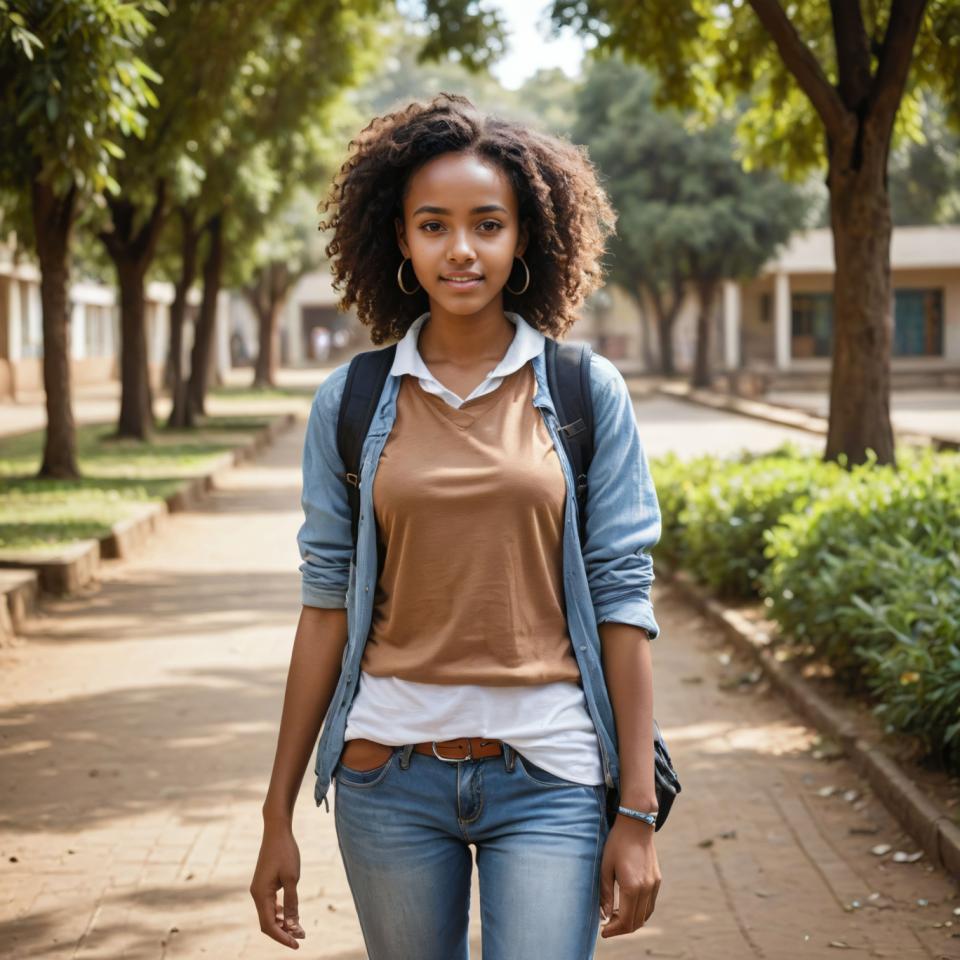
547, 0, 960, 467
94, 0, 271, 439
0, 0, 161, 476
572, 56, 809, 384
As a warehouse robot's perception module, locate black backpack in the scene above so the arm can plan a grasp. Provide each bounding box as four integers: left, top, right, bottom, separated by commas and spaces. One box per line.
333, 335, 681, 831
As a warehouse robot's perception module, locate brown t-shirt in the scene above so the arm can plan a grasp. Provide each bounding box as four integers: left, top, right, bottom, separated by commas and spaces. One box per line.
362, 361, 582, 686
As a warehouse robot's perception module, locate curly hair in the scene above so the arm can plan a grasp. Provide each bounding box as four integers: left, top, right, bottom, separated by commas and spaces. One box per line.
317, 92, 617, 345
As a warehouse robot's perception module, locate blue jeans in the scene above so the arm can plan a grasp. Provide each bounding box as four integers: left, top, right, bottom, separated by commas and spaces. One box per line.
333, 742, 611, 960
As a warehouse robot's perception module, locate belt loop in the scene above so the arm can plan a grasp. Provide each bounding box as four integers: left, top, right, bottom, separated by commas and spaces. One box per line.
399, 743, 415, 770
504, 743, 516, 773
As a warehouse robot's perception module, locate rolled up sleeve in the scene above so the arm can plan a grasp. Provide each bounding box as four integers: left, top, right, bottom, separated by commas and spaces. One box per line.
297, 366, 354, 608
581, 355, 661, 640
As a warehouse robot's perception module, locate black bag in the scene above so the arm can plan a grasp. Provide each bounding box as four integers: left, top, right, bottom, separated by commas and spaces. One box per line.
335, 336, 681, 830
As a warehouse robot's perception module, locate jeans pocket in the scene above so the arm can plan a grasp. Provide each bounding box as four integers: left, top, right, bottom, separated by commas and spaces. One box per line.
335, 749, 397, 788
515, 753, 585, 788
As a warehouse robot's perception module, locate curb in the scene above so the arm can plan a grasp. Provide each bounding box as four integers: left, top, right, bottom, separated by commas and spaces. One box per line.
658, 559, 960, 880
0, 412, 297, 613
653, 381, 958, 452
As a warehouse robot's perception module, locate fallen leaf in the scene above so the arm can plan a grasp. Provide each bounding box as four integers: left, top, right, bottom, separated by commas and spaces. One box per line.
892, 850, 923, 863
871, 844, 892, 856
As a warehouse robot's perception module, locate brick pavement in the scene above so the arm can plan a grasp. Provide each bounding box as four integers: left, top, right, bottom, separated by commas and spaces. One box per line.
1, 395, 958, 959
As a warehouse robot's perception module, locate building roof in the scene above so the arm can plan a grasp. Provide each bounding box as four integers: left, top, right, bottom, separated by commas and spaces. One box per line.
762, 224, 960, 274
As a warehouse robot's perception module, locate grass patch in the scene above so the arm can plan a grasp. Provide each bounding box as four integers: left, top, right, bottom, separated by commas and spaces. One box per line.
210, 384, 316, 401
0, 414, 273, 554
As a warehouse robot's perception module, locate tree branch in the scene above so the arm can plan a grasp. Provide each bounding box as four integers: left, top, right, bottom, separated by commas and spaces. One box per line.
747, 0, 848, 138
829, 0, 871, 109
869, 0, 929, 135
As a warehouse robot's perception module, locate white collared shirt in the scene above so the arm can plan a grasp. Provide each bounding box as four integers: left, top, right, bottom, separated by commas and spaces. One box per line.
389, 309, 547, 408
343, 310, 605, 786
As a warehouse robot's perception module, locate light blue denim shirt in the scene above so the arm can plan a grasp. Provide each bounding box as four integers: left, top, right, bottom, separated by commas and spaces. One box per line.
297, 343, 662, 812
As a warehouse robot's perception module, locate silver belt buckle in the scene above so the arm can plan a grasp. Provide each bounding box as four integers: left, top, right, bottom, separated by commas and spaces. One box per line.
432, 739, 472, 762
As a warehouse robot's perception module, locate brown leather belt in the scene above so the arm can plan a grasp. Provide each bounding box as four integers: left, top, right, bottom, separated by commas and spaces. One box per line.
339, 736, 504, 772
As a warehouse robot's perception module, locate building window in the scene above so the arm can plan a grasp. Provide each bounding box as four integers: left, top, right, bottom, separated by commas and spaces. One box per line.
893, 288, 943, 356
790, 287, 945, 359
791, 292, 833, 358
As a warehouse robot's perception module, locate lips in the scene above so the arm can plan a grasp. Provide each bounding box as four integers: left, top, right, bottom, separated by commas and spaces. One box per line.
442, 275, 483, 288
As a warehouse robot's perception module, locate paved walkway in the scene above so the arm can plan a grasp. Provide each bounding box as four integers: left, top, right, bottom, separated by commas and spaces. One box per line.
1, 387, 958, 957
765, 388, 960, 443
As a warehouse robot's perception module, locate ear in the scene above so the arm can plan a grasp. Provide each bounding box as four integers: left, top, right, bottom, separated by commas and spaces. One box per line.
395, 216, 410, 259
515, 220, 529, 259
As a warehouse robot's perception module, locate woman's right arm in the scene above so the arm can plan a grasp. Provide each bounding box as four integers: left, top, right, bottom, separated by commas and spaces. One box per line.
250, 604, 348, 950
250, 368, 354, 948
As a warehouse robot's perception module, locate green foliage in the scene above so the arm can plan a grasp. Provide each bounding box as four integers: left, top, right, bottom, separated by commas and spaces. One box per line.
0, 0, 164, 234
548, 0, 960, 180
760, 447, 960, 680
847, 541, 960, 768
648, 450, 724, 565
682, 449, 845, 599
650, 443, 960, 772
570, 53, 812, 303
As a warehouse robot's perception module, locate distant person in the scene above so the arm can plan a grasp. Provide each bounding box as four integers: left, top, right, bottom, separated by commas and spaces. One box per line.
251, 92, 667, 959
310, 326, 331, 361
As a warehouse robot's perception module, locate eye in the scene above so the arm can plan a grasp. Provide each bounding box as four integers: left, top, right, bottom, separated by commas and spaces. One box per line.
420, 221, 444, 233
478, 220, 503, 232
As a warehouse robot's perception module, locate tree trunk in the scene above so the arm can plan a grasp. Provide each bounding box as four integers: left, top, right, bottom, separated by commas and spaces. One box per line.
115, 259, 153, 440
252, 302, 282, 387
645, 279, 684, 376
31, 175, 80, 479
98, 181, 168, 441
824, 131, 896, 467
691, 277, 718, 389
249, 262, 291, 389
166, 208, 201, 430
188, 212, 224, 418
628, 288, 657, 373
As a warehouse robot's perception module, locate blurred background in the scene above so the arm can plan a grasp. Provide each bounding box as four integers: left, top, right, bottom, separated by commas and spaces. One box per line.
2, 2, 960, 958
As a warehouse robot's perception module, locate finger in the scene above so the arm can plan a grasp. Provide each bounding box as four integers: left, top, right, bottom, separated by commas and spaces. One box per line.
646, 878, 661, 921
282, 879, 305, 939
254, 888, 299, 949
630, 886, 649, 931
603, 884, 635, 938
599, 864, 615, 923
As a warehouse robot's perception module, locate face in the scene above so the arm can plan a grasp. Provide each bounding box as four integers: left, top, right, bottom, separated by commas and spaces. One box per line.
395, 151, 528, 316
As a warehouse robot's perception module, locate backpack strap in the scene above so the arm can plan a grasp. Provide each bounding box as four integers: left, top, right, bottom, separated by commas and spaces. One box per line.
336, 343, 397, 548
544, 337, 595, 547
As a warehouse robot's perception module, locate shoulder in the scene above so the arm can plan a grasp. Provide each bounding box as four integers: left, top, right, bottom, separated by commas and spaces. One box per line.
587, 350, 629, 405
310, 359, 354, 419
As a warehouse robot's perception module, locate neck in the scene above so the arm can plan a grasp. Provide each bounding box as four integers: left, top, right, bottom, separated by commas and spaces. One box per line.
417, 299, 515, 368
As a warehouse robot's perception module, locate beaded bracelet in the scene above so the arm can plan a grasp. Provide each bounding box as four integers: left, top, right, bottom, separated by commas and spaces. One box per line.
617, 804, 657, 826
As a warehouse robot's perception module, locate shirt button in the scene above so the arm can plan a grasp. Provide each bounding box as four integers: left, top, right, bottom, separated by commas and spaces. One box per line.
580, 645, 587, 651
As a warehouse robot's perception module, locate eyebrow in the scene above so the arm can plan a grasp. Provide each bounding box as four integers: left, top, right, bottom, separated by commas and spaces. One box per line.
412, 204, 509, 216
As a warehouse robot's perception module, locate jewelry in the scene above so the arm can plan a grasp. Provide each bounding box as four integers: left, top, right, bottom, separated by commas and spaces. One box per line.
617, 804, 657, 826
397, 257, 421, 294
505, 255, 530, 295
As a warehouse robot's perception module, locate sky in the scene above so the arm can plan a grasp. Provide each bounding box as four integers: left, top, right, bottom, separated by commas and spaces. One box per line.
487, 0, 590, 90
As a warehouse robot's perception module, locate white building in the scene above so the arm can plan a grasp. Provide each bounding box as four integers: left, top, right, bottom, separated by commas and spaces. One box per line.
580, 224, 960, 387
0, 238, 230, 401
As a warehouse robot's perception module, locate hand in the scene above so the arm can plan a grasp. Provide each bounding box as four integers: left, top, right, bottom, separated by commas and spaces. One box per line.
250, 821, 306, 949
598, 815, 661, 938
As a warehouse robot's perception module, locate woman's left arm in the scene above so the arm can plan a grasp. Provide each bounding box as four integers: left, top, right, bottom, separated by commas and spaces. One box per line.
598, 621, 661, 938
578, 354, 663, 937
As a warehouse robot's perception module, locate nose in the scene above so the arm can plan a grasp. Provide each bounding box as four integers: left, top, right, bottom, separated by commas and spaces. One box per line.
447, 227, 476, 262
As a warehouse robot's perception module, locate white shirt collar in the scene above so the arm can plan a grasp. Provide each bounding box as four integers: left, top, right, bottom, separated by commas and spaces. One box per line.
389, 311, 545, 385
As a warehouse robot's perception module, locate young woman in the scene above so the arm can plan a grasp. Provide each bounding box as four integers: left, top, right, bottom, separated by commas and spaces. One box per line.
251, 92, 664, 959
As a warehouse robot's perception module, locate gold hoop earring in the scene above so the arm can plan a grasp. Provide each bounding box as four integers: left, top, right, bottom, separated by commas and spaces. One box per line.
505, 256, 530, 295
397, 257, 421, 295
